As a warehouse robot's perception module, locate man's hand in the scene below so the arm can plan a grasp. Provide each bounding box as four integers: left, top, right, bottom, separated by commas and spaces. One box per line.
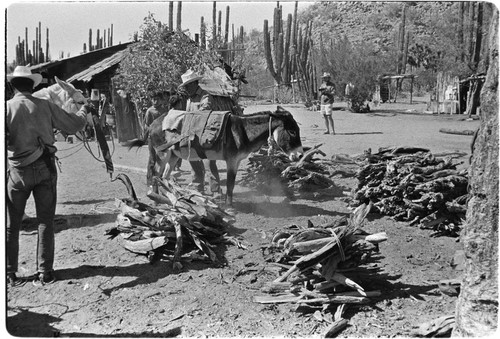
83, 104, 99, 116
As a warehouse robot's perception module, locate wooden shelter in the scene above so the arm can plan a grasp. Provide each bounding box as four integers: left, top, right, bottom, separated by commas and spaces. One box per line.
27, 42, 132, 90
459, 74, 485, 116
20, 42, 140, 143
377, 74, 418, 104
66, 48, 141, 143
427, 72, 484, 115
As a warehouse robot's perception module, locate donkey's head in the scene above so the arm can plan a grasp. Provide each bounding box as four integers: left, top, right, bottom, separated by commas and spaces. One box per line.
33, 77, 86, 114
270, 106, 304, 161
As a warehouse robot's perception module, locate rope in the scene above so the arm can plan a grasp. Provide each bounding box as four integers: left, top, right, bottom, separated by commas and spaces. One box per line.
57, 143, 85, 160
80, 124, 116, 163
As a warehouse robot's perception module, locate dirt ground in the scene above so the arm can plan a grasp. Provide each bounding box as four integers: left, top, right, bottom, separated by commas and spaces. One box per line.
5, 98, 480, 337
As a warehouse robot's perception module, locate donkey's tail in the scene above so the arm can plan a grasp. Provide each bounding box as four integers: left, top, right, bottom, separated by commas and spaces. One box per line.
124, 138, 147, 150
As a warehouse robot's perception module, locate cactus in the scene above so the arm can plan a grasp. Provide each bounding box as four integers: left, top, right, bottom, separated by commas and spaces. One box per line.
263, 19, 277, 81
177, 2, 182, 31
262, 1, 317, 102
200, 16, 206, 49
169, 2, 174, 30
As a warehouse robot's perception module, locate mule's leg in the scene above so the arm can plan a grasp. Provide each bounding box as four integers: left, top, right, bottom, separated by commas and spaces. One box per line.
161, 150, 179, 181
189, 160, 205, 193
206, 160, 221, 196
225, 159, 241, 207
146, 140, 158, 187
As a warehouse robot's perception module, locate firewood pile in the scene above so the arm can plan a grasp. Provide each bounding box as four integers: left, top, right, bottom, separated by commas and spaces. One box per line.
353, 146, 468, 236
106, 174, 237, 269
254, 203, 387, 336
240, 143, 340, 197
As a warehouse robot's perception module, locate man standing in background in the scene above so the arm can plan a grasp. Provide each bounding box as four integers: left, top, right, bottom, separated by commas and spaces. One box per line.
318, 72, 336, 135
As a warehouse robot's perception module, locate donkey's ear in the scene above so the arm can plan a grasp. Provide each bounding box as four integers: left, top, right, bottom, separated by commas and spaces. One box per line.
276, 105, 285, 112
55, 76, 75, 95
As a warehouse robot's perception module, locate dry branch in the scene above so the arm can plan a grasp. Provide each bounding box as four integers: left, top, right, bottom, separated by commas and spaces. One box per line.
240, 144, 348, 197
106, 174, 237, 268
255, 202, 385, 333
353, 147, 468, 236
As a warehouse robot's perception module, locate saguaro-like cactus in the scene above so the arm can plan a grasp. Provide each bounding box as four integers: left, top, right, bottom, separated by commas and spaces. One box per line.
263, 2, 316, 101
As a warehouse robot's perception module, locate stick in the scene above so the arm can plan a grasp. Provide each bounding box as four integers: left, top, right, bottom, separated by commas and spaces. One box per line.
324, 319, 348, 338
332, 272, 365, 292
172, 219, 183, 270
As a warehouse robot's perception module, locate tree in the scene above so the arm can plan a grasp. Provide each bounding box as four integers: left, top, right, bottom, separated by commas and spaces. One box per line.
453, 9, 498, 336
113, 13, 219, 112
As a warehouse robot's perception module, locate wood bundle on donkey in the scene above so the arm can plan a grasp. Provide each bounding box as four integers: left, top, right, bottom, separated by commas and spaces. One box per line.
106, 174, 237, 269
240, 143, 339, 198
353, 146, 469, 237
254, 203, 387, 337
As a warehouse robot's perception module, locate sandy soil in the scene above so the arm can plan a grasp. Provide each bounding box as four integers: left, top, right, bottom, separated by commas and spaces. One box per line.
5, 98, 480, 337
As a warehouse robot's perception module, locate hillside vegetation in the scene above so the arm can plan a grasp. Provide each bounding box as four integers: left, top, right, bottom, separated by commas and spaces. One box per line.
240, 1, 493, 101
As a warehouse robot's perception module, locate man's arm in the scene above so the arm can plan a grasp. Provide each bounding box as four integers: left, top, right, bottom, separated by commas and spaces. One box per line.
49, 101, 89, 134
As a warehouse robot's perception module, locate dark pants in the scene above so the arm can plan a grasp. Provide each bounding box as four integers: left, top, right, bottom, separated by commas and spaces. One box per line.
189, 160, 220, 194
6, 157, 57, 275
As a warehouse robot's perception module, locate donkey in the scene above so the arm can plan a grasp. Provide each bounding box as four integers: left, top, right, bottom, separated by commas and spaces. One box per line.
128, 106, 303, 206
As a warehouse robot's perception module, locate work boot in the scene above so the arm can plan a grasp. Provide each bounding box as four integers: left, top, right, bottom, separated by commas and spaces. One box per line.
32, 271, 57, 286
7, 273, 27, 287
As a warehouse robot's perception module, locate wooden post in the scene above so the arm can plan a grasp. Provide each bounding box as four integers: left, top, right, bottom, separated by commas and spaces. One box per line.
388, 79, 391, 103
410, 76, 414, 104
111, 24, 113, 46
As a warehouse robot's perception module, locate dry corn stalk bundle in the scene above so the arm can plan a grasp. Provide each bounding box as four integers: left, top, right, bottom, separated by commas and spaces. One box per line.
239, 143, 336, 196
106, 174, 236, 268
353, 147, 468, 236
254, 203, 387, 329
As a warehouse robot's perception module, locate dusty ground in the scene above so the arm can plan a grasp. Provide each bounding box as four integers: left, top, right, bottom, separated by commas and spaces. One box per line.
5, 97, 480, 337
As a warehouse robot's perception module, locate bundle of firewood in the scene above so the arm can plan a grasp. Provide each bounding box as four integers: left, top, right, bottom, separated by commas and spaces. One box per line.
254, 203, 387, 336
106, 174, 237, 268
353, 147, 468, 236
239, 143, 337, 196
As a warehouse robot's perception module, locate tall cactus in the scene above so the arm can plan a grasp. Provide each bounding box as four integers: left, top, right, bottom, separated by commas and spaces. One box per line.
263, 3, 290, 86
200, 16, 206, 49
263, 1, 316, 102
263, 19, 277, 81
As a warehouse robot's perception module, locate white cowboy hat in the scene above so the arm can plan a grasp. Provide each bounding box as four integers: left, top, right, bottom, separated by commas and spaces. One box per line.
321, 72, 332, 78
181, 69, 203, 86
7, 65, 43, 88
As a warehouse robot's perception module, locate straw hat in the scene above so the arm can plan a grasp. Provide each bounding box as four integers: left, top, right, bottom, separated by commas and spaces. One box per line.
181, 69, 203, 86
7, 65, 43, 88
321, 72, 332, 79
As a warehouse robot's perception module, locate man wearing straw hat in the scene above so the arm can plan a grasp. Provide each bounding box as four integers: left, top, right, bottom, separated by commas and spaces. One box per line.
318, 72, 336, 135
178, 69, 221, 197
6, 66, 89, 287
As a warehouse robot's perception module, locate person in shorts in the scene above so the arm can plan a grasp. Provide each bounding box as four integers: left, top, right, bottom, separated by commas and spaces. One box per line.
318, 72, 336, 134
